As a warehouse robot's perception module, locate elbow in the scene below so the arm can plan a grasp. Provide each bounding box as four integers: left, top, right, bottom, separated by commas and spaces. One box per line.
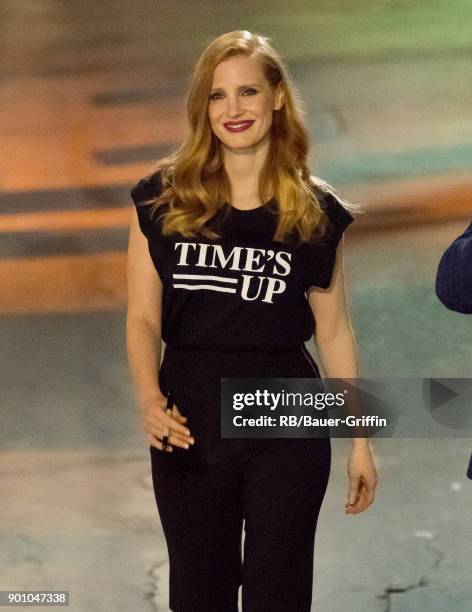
315, 318, 353, 346
126, 312, 161, 338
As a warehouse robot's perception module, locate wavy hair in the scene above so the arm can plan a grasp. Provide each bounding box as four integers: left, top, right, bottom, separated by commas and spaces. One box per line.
139, 30, 360, 244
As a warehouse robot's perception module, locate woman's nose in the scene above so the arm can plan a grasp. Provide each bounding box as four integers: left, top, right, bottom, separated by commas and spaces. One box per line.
225, 95, 243, 116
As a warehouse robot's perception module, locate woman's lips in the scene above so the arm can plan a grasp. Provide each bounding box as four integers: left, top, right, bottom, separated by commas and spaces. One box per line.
223, 120, 254, 133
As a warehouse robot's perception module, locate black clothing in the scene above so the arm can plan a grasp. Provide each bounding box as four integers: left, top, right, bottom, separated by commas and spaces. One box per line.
131, 170, 354, 352
434, 222, 472, 480
153, 344, 331, 612
435, 220, 472, 314
130, 171, 352, 610
157, 342, 323, 466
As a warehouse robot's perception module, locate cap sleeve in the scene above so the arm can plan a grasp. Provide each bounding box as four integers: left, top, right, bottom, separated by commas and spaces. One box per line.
130, 170, 164, 239
435, 220, 472, 314
304, 190, 355, 289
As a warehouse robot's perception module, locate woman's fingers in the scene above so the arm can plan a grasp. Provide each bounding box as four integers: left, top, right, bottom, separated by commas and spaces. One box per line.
346, 477, 378, 514
156, 411, 191, 436
363, 476, 378, 505
345, 493, 365, 514
171, 404, 188, 422
346, 476, 361, 506
146, 403, 191, 438
144, 413, 191, 443
148, 432, 173, 452
145, 417, 194, 445
142, 398, 195, 452
148, 425, 193, 450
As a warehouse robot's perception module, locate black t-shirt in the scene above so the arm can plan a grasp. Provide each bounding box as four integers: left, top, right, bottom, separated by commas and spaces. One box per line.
130, 170, 354, 352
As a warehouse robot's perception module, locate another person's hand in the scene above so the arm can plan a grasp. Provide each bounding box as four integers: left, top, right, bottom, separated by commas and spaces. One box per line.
345, 443, 379, 514
141, 395, 195, 452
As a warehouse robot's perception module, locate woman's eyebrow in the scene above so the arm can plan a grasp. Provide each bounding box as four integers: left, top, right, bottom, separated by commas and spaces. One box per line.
210, 83, 260, 93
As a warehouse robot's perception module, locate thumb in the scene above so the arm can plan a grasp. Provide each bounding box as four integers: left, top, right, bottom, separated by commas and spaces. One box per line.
172, 405, 187, 422
347, 477, 361, 505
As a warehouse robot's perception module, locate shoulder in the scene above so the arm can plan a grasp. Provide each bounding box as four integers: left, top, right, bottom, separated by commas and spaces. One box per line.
449, 220, 472, 248
308, 177, 355, 240
435, 220, 472, 313
130, 169, 165, 205
130, 169, 172, 239
438, 221, 472, 267
322, 191, 355, 234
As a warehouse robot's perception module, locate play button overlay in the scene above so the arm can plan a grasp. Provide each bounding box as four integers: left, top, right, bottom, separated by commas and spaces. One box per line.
423, 378, 472, 429
429, 379, 460, 410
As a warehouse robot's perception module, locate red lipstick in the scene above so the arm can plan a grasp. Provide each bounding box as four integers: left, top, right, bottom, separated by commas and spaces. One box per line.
223, 120, 255, 133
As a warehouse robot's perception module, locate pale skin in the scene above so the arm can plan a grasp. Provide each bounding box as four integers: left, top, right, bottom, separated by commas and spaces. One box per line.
126, 53, 378, 515
307, 238, 379, 515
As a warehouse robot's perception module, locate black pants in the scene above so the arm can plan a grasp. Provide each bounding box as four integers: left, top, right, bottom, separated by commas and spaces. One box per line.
151, 344, 331, 612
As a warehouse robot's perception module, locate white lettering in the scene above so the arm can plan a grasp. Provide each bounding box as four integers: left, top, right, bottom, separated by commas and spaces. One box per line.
172, 242, 293, 303
273, 251, 292, 276
174, 242, 196, 265
243, 248, 266, 273
196, 243, 211, 267
262, 278, 286, 303
210, 245, 243, 270
241, 275, 265, 301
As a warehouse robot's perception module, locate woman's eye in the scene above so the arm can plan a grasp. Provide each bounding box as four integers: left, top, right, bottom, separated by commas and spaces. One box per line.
209, 89, 258, 101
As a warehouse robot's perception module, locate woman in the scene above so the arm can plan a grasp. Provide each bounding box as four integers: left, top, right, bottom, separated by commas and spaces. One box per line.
127, 30, 378, 612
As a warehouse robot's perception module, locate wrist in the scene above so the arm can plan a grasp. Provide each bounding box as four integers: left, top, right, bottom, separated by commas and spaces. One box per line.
351, 437, 372, 450
139, 389, 166, 407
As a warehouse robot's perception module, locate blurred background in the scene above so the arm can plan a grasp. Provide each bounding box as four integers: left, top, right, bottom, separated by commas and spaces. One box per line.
1, 1, 471, 610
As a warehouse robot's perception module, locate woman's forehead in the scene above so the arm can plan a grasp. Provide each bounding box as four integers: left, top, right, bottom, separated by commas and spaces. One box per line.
212, 55, 265, 86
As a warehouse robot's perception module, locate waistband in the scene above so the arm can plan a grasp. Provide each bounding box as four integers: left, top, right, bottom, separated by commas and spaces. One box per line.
163, 343, 305, 357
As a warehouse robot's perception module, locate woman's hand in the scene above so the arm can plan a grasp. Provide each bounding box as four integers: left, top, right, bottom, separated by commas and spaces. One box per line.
141, 394, 195, 452
345, 442, 378, 514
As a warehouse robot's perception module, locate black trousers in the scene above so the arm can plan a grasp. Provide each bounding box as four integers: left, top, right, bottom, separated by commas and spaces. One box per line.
151, 344, 331, 612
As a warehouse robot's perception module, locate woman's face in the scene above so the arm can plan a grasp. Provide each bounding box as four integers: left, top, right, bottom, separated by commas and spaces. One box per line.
208, 54, 284, 153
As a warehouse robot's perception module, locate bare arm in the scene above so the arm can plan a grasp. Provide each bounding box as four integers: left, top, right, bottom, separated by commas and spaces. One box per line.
307, 237, 378, 514
126, 206, 165, 407
307, 238, 359, 382
126, 207, 192, 450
